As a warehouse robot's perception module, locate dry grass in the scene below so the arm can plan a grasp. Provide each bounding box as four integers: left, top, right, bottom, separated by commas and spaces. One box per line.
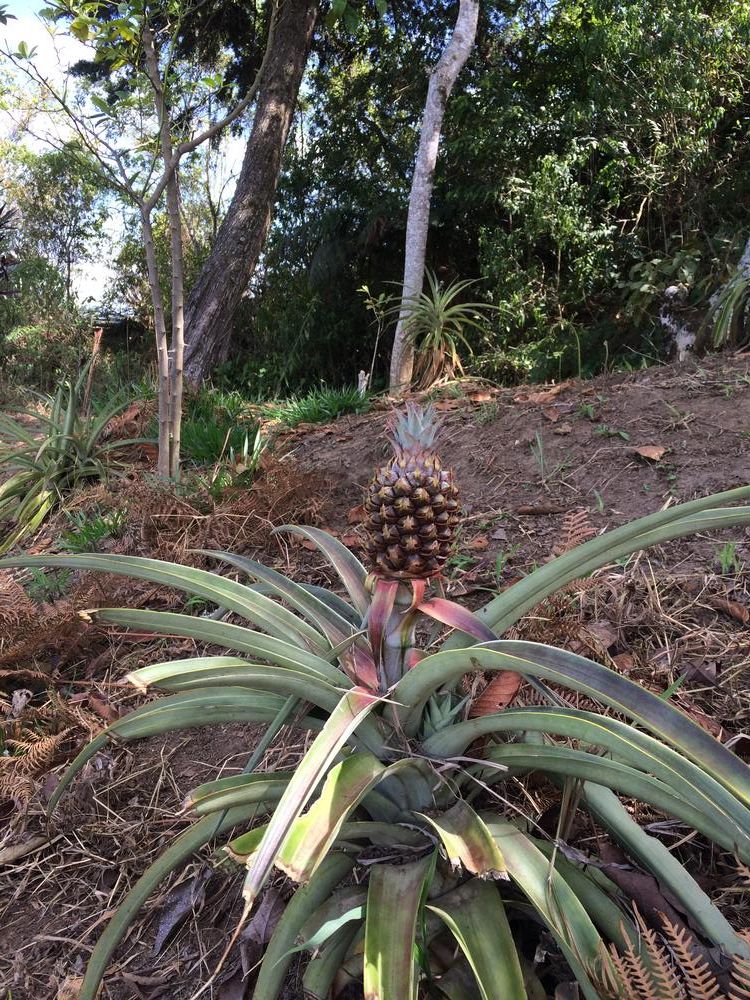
0, 721, 311, 999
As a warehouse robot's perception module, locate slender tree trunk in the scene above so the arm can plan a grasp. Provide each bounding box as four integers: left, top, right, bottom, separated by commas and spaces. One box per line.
140, 206, 171, 479
165, 175, 184, 479
144, 23, 185, 479
182, 0, 319, 384
389, 0, 480, 393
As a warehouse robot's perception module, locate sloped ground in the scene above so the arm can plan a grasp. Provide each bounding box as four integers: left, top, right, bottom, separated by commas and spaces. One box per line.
1, 354, 750, 999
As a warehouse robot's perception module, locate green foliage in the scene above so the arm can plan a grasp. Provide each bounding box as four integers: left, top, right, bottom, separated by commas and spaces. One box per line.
0, 373, 142, 554
269, 385, 372, 428
392, 271, 494, 388
0, 313, 92, 392
178, 387, 261, 466
715, 540, 743, 576
61, 508, 125, 553
1, 143, 107, 299
251, 0, 750, 387
7, 481, 750, 998
25, 566, 72, 602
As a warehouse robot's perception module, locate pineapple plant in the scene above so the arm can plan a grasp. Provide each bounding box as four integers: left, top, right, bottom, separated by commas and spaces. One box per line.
364, 403, 460, 580
4, 412, 750, 999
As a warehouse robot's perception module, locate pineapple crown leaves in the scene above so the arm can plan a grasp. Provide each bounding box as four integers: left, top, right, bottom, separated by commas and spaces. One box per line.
389, 402, 441, 457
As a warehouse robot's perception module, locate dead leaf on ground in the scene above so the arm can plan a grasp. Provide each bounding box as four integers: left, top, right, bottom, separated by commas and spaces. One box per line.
516, 504, 565, 516
10, 689, 32, 717
217, 970, 251, 1000
469, 671, 523, 717
680, 659, 718, 686
240, 887, 285, 972
542, 407, 561, 423
611, 652, 634, 674
491, 527, 508, 541
152, 868, 212, 955
56, 977, 84, 1000
599, 843, 690, 930
553, 422, 573, 435
87, 695, 120, 724
120, 971, 175, 987
347, 504, 365, 524
341, 531, 363, 548
585, 621, 618, 650
515, 383, 567, 405
709, 596, 750, 624
0, 834, 50, 865
632, 444, 667, 462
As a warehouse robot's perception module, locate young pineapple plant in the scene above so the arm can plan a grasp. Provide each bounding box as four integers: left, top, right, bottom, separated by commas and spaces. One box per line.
5, 407, 750, 999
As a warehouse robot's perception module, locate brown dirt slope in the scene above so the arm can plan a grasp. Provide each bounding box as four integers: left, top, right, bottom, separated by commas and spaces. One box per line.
2, 353, 750, 999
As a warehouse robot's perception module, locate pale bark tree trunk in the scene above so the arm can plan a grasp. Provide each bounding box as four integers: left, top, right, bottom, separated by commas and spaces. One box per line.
389, 0, 480, 393
144, 24, 186, 478
182, 0, 319, 384
140, 206, 171, 478
7, 6, 282, 478
166, 169, 185, 480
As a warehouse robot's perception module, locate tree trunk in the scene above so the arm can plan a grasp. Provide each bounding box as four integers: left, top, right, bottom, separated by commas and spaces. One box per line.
140, 206, 171, 479
183, 0, 319, 383
166, 171, 185, 479
144, 21, 186, 479
388, 0, 479, 393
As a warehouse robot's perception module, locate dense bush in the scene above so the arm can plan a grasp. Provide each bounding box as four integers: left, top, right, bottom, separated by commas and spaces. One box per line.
0, 316, 92, 393
233, 0, 750, 386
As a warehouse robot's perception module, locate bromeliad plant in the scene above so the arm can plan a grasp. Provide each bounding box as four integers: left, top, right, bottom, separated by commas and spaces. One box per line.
0, 369, 145, 554
6, 404, 750, 999
389, 272, 495, 389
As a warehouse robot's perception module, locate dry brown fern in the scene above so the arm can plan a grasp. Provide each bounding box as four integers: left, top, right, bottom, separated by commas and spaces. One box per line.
5, 728, 72, 774
552, 507, 597, 557
589, 912, 750, 999
0, 569, 36, 635
0, 771, 35, 806
660, 916, 724, 1000
591, 911, 684, 999
730, 938, 750, 1000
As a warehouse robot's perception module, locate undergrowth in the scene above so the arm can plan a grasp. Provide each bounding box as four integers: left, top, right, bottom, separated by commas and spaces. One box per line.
267, 384, 372, 428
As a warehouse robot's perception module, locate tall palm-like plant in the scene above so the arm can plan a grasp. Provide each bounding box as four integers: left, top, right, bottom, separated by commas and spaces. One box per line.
5, 407, 750, 999
390, 272, 494, 388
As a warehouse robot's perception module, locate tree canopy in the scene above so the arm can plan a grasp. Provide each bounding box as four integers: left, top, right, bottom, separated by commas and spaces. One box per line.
2, 0, 750, 394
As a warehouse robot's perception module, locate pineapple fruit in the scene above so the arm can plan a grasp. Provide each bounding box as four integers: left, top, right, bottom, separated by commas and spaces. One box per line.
364, 403, 460, 579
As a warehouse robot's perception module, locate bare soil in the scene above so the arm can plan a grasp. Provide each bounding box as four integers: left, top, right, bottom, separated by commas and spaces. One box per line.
2, 354, 750, 999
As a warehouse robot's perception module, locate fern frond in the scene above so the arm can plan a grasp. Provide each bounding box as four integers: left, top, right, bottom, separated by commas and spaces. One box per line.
661, 915, 723, 1000
589, 941, 629, 998
632, 909, 684, 998
730, 951, 750, 1000
0, 771, 35, 806
6, 728, 71, 774
553, 508, 597, 557
617, 938, 662, 999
